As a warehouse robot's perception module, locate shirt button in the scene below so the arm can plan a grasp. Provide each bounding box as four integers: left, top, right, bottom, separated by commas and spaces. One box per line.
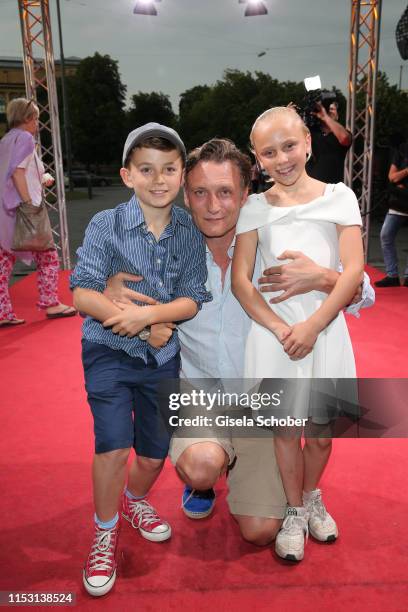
157, 259, 161, 264
158, 281, 163, 286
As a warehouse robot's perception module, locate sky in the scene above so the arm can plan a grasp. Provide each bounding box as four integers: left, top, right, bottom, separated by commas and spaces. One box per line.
1, 0, 407, 112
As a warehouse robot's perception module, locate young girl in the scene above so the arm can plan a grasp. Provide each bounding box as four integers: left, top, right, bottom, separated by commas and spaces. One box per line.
231, 107, 364, 561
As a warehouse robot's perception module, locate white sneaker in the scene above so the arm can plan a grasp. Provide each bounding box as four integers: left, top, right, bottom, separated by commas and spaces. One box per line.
303, 489, 338, 542
275, 506, 309, 562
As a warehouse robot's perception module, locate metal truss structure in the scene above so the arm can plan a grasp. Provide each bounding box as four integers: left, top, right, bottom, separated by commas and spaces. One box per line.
345, 0, 382, 261
17, 0, 70, 268
16, 1, 383, 265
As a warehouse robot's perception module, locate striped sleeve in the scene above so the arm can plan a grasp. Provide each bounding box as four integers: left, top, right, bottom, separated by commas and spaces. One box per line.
172, 224, 212, 307
70, 211, 113, 293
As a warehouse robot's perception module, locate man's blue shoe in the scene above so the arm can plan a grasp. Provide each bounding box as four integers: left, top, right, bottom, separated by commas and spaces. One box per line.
182, 486, 216, 519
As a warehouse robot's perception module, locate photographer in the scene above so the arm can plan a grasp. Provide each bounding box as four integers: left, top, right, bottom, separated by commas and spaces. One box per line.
375, 139, 408, 288
307, 101, 352, 184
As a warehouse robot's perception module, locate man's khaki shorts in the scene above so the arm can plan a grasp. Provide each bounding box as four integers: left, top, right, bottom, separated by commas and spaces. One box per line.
227, 437, 287, 519
169, 435, 235, 466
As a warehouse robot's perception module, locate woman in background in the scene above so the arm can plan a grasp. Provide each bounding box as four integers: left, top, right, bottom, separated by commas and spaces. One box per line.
0, 97, 76, 326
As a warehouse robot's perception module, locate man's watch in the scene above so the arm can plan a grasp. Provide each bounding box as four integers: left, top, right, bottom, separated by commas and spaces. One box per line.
137, 325, 151, 341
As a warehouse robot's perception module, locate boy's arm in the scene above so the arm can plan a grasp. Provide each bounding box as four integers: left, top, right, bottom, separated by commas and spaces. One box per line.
70, 212, 119, 320
103, 223, 212, 337
103, 298, 198, 337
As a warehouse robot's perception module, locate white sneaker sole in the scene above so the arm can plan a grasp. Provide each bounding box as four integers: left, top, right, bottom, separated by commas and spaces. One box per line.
275, 544, 304, 562
309, 525, 338, 542
83, 569, 116, 597
122, 512, 172, 542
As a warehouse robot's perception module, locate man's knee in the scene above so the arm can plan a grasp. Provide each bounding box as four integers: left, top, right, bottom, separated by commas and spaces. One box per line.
176, 442, 228, 490
234, 515, 282, 546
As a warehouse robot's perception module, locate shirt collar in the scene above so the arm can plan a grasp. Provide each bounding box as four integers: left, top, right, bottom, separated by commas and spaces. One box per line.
124, 195, 145, 230
124, 195, 190, 231
205, 236, 236, 261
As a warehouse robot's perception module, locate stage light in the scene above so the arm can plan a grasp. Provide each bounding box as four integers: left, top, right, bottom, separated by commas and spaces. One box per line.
133, 0, 157, 16
244, 1, 268, 17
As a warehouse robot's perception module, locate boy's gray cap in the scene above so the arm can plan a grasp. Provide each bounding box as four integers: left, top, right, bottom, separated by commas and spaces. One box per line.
122, 122, 186, 165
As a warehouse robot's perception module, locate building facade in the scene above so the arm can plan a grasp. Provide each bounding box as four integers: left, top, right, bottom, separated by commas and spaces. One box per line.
0, 56, 80, 136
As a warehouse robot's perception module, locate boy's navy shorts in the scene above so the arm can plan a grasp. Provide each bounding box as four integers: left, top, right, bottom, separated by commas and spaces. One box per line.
82, 339, 180, 458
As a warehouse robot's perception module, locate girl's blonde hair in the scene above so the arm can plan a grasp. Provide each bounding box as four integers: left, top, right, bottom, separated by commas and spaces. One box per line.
250, 106, 310, 150
6, 98, 39, 128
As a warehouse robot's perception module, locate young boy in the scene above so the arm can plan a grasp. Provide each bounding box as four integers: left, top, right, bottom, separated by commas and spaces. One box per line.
70, 123, 211, 597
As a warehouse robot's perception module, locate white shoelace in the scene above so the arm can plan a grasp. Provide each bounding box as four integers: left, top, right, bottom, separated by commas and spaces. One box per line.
127, 499, 162, 530
306, 491, 327, 521
181, 489, 194, 509
88, 526, 116, 572
281, 514, 309, 540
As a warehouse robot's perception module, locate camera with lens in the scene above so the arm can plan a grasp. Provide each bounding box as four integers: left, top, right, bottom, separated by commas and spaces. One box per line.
301, 75, 337, 132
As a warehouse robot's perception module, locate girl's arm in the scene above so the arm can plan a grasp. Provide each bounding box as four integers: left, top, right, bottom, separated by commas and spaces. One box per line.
309, 225, 364, 330
283, 225, 364, 359
231, 230, 290, 341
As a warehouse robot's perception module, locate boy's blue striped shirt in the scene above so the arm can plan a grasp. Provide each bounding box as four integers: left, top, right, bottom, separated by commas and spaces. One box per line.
70, 195, 212, 365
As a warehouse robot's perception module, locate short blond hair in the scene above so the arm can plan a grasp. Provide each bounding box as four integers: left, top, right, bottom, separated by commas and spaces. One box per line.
250, 106, 310, 149
6, 98, 39, 128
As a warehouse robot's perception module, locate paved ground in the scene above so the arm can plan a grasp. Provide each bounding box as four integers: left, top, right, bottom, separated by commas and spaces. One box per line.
11, 185, 408, 282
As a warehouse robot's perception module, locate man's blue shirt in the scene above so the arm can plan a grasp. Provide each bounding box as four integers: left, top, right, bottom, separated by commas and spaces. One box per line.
70, 195, 212, 365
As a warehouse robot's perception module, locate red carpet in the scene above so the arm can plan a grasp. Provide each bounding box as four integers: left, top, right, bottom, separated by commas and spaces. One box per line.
1, 268, 407, 611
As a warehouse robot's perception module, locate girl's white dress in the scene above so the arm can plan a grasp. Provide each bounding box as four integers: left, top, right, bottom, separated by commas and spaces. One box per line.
236, 183, 362, 417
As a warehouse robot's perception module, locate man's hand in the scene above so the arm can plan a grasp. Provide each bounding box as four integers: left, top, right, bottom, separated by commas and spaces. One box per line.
312, 101, 330, 124
105, 272, 158, 306
349, 284, 363, 305
148, 323, 176, 349
259, 251, 326, 303
103, 303, 152, 337
283, 320, 319, 361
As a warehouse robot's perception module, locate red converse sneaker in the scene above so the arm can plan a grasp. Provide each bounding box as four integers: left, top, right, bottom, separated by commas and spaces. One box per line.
83, 521, 119, 597
122, 495, 171, 542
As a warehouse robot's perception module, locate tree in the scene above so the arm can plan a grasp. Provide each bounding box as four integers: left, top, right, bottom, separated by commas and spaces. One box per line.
126, 92, 176, 132
178, 70, 307, 151
178, 85, 213, 150
372, 72, 408, 146
68, 53, 127, 167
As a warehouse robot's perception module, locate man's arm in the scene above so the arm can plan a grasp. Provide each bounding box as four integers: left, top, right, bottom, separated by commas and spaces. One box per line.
258, 250, 339, 302
314, 103, 351, 147
73, 287, 121, 321
389, 163, 408, 185
104, 272, 158, 306
258, 250, 374, 315
102, 224, 211, 338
